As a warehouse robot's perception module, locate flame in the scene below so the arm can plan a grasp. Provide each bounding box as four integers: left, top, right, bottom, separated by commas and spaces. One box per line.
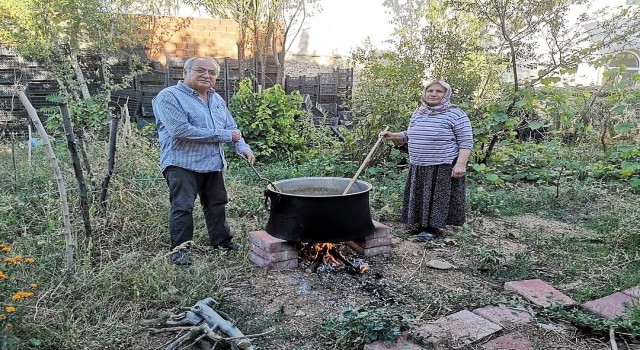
301, 243, 340, 266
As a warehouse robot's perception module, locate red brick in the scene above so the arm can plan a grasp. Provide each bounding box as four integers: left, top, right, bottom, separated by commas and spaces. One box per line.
472, 305, 533, 328
249, 231, 297, 253
249, 251, 298, 270
348, 236, 392, 249
345, 242, 391, 256
504, 279, 575, 307
418, 310, 502, 348
370, 220, 391, 238
482, 333, 534, 350
583, 292, 636, 318
251, 244, 299, 263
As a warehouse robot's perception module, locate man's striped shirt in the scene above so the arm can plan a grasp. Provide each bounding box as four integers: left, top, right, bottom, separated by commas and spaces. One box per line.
152, 81, 251, 173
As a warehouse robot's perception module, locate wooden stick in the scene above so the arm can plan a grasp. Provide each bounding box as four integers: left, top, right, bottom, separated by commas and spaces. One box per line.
609, 327, 618, 350
342, 126, 389, 195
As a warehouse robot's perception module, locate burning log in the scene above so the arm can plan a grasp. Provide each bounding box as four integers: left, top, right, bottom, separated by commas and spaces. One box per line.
329, 245, 369, 274
300, 243, 369, 274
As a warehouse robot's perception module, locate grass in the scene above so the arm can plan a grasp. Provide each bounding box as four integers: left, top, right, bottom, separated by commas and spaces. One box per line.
1, 136, 639, 349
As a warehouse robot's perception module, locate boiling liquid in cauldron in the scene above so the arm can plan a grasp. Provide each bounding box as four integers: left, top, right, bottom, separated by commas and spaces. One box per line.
282, 187, 344, 196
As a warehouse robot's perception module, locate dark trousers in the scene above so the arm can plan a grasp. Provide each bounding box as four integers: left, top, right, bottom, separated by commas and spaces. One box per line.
163, 166, 232, 248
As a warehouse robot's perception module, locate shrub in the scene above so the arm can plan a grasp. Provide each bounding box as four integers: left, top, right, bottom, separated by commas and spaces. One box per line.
229, 79, 307, 160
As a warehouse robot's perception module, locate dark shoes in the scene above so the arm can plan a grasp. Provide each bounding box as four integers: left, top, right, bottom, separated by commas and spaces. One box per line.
171, 250, 192, 266
217, 242, 243, 251
415, 227, 443, 242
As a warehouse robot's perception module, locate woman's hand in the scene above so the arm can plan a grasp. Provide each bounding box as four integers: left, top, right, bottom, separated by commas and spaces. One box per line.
452, 163, 467, 178
378, 131, 393, 140
379, 131, 405, 142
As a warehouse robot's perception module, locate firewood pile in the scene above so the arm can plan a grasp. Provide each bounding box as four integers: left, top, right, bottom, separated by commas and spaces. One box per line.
147, 297, 266, 350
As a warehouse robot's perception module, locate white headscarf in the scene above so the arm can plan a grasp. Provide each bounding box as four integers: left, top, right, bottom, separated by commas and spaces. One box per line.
419, 80, 453, 114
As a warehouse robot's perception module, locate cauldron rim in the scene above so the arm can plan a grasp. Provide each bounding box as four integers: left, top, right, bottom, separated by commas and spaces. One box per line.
266, 176, 373, 197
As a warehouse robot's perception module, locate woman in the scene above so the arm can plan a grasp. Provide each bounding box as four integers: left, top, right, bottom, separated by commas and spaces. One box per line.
380, 80, 473, 241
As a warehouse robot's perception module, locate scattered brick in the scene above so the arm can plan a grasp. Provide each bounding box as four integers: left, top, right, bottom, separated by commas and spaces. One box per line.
504, 279, 575, 307
345, 242, 391, 256
249, 251, 298, 270
251, 244, 299, 263
249, 231, 297, 253
473, 304, 533, 328
417, 310, 502, 348
582, 292, 636, 318
482, 333, 534, 350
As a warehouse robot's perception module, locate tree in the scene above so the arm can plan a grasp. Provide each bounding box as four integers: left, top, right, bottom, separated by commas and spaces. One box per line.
0, 0, 172, 266
184, 0, 320, 87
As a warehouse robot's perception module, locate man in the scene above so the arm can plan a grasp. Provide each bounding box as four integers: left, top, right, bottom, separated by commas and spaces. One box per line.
152, 56, 255, 265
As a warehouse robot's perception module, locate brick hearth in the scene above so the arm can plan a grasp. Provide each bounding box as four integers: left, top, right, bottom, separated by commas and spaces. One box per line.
249, 220, 391, 270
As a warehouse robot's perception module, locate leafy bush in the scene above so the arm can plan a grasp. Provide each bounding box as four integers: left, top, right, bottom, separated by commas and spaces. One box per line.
229, 79, 307, 160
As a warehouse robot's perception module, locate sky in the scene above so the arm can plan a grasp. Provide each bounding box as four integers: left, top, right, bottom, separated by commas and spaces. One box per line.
178, 0, 395, 57
289, 0, 394, 56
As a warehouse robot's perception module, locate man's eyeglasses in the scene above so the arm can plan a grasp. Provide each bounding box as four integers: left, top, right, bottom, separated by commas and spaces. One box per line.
190, 68, 219, 76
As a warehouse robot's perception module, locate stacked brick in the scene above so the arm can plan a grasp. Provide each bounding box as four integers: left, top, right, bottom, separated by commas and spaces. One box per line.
346, 221, 392, 256
249, 231, 299, 270
249, 220, 393, 270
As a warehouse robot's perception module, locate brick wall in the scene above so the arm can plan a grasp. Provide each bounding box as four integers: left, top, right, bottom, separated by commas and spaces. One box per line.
143, 16, 284, 67
143, 17, 240, 66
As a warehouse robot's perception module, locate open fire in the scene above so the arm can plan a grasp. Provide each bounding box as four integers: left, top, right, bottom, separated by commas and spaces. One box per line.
299, 243, 369, 274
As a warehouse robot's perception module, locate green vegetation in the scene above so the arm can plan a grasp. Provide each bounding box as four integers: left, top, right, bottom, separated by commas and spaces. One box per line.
0, 0, 640, 348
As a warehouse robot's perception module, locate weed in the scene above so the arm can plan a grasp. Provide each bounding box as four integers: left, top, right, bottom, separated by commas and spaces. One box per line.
540, 304, 640, 339
319, 307, 412, 350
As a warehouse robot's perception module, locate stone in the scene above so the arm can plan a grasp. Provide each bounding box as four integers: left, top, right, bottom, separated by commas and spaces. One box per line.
417, 310, 502, 348
482, 333, 534, 350
363, 339, 422, 350
622, 286, 640, 300
472, 305, 533, 328
504, 279, 576, 307
425, 259, 455, 270
582, 292, 636, 318
249, 251, 298, 270
249, 231, 297, 253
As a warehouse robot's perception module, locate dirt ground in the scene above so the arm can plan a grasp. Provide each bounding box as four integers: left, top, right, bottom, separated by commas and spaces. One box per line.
142, 214, 640, 350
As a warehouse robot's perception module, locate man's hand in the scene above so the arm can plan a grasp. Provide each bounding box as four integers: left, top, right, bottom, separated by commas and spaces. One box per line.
231, 129, 242, 142
242, 150, 255, 165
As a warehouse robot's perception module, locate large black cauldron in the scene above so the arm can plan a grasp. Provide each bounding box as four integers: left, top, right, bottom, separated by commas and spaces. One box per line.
264, 177, 375, 242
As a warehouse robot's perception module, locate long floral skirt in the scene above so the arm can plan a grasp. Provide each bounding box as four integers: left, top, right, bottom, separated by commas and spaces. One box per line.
401, 164, 466, 230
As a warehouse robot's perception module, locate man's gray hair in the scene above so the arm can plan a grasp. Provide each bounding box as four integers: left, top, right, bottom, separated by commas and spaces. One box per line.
183, 57, 220, 74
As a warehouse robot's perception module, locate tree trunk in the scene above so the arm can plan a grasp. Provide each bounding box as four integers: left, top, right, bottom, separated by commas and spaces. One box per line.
18, 91, 75, 271
99, 116, 120, 208
60, 103, 92, 238
76, 129, 96, 191
69, 47, 92, 100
